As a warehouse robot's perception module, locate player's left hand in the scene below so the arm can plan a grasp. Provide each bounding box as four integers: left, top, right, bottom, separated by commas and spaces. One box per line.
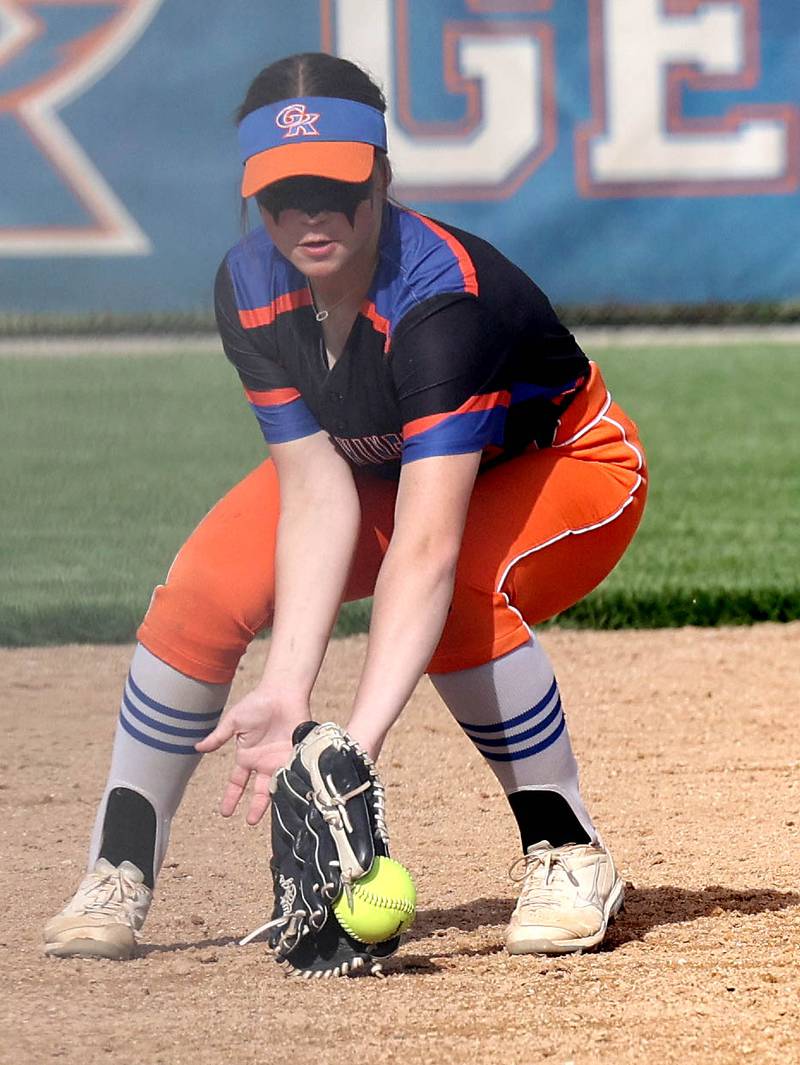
195, 687, 310, 825
245, 720, 401, 977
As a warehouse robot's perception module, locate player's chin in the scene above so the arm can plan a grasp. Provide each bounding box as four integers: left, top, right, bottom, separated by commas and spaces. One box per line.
294, 246, 350, 277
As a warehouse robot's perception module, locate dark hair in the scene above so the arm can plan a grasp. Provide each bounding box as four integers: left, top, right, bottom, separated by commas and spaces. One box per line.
237, 52, 386, 123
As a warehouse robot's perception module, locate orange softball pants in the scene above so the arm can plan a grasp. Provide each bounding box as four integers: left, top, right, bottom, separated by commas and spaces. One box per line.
138, 364, 647, 683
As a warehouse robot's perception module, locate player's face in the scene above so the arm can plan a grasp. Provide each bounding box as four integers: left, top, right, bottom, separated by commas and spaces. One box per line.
257, 172, 384, 281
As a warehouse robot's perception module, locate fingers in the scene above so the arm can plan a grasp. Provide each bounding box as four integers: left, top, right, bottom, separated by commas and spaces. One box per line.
195, 713, 238, 754
245, 774, 273, 826
219, 763, 252, 818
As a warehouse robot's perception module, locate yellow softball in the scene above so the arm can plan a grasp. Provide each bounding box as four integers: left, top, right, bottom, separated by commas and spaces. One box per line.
333, 856, 417, 944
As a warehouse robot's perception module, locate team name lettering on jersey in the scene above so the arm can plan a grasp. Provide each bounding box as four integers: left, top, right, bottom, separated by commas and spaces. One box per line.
335, 433, 403, 466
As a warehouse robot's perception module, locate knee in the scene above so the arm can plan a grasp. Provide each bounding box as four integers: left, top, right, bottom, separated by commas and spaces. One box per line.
137, 571, 273, 685
428, 582, 526, 674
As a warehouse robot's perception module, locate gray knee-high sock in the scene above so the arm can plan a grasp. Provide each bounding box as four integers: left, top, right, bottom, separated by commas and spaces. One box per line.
88, 644, 230, 885
429, 633, 597, 843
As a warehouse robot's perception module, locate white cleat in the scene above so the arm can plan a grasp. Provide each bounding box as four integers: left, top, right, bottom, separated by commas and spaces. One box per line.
44, 859, 153, 960
506, 840, 624, 956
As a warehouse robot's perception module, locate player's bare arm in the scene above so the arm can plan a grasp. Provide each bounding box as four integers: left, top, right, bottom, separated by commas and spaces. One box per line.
346, 449, 482, 759
196, 430, 361, 824
261, 429, 361, 697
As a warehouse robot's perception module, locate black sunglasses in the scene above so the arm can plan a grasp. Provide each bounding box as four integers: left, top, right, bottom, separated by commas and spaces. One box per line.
256, 175, 374, 224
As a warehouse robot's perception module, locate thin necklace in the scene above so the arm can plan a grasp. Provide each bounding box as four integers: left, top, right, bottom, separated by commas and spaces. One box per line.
309, 282, 362, 323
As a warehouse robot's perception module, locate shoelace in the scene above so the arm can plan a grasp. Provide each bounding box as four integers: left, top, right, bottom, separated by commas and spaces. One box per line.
82, 868, 142, 916
509, 848, 581, 908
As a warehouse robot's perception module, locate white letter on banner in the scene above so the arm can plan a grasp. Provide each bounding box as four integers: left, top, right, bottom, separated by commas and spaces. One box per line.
576, 0, 799, 196
326, 0, 555, 199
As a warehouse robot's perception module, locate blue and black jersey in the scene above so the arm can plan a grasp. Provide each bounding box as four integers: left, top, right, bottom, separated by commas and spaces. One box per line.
215, 203, 589, 478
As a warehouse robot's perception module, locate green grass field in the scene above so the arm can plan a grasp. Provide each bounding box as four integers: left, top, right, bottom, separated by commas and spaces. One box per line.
1, 342, 798, 646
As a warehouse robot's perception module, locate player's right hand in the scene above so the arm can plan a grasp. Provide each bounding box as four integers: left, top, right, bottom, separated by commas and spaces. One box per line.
195, 687, 311, 826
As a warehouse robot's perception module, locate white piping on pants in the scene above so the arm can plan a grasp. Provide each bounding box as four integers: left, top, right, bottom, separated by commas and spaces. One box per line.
496, 394, 645, 626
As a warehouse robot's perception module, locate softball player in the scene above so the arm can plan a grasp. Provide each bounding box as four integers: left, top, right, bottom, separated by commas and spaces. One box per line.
44, 52, 647, 961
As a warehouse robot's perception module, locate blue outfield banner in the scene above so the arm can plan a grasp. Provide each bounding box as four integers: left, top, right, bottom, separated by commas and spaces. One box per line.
0, 0, 798, 312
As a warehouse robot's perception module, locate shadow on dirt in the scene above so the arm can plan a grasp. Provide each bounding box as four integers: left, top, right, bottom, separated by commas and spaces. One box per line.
409, 896, 511, 942
138, 934, 240, 956
605, 883, 800, 948
409, 884, 800, 950
135, 885, 800, 962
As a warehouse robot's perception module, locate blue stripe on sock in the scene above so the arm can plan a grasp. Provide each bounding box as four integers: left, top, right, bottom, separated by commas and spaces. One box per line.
456, 678, 558, 735
127, 673, 223, 722
122, 690, 217, 740
474, 713, 566, 762
119, 712, 205, 755
462, 698, 562, 749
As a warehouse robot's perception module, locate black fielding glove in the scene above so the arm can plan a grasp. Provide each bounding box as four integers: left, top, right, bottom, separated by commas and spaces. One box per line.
240, 722, 401, 978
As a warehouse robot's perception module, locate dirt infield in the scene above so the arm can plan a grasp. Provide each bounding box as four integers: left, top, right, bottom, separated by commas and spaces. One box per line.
3, 625, 799, 1065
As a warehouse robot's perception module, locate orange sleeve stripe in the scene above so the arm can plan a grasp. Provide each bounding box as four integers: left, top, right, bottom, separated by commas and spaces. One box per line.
362, 301, 391, 352
408, 210, 479, 296
403, 390, 510, 438
244, 386, 301, 406
238, 287, 312, 329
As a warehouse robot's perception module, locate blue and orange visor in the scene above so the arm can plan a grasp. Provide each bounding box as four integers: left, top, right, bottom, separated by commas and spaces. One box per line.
239, 96, 388, 198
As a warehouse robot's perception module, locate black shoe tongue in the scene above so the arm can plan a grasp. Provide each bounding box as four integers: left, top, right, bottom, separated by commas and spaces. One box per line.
291, 721, 319, 745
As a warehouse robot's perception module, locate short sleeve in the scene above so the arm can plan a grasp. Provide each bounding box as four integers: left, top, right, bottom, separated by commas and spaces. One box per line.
214, 259, 321, 445
390, 295, 510, 464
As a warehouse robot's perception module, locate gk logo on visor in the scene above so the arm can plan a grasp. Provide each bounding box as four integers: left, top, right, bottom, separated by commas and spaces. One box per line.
276, 104, 321, 139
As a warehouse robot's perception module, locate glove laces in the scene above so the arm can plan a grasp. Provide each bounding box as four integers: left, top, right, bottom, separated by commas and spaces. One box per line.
315, 776, 372, 836
346, 736, 390, 846
240, 910, 307, 947
239, 858, 343, 947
